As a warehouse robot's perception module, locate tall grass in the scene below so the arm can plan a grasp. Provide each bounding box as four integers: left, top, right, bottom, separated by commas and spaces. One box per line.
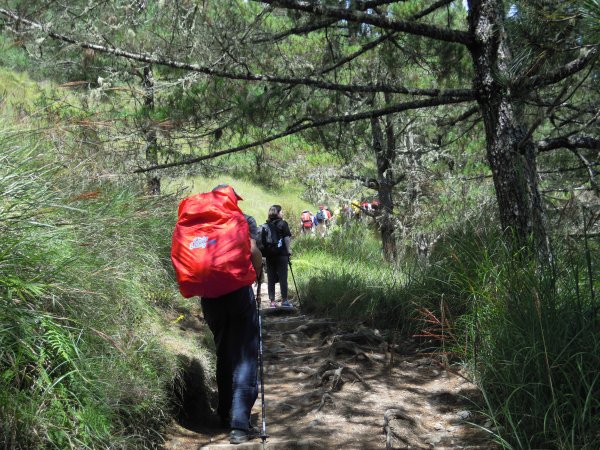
0, 136, 180, 448
292, 223, 416, 332
294, 213, 599, 449
455, 237, 600, 449
399, 217, 599, 449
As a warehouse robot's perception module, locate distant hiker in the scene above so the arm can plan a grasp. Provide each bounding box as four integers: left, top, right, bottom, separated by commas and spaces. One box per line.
260, 205, 293, 308
351, 200, 361, 220
170, 184, 262, 445
300, 209, 315, 235
341, 204, 352, 226
324, 206, 333, 228
315, 205, 328, 237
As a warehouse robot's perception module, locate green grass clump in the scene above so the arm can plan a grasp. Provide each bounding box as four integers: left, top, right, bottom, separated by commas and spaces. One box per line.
291, 223, 414, 332
294, 212, 600, 449
0, 137, 180, 449
414, 220, 600, 449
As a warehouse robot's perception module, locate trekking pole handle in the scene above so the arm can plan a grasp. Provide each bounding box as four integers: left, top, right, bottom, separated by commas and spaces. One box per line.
255, 264, 264, 304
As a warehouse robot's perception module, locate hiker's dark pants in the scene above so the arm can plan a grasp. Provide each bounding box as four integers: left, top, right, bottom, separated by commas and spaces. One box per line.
201, 286, 258, 431
266, 255, 288, 301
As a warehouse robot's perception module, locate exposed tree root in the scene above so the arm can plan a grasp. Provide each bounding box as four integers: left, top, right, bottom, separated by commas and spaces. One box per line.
384, 408, 428, 450
329, 339, 361, 357
332, 328, 385, 347
290, 366, 317, 376
315, 392, 335, 412
283, 320, 335, 338
316, 360, 370, 390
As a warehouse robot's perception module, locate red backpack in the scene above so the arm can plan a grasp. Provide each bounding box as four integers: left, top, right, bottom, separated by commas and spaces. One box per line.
301, 211, 313, 228
171, 186, 256, 298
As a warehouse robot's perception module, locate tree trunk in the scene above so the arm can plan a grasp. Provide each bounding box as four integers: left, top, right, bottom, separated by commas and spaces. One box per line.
370, 96, 397, 262
142, 66, 160, 195
468, 0, 551, 259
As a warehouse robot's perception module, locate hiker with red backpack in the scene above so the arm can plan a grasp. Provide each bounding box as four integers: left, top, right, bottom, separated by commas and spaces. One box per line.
170, 184, 263, 445
300, 209, 315, 235
259, 205, 293, 308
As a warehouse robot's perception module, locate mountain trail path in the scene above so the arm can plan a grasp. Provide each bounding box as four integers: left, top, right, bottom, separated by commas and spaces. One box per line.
163, 281, 494, 450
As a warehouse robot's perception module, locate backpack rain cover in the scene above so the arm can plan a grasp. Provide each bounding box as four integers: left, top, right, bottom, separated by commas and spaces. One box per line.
171, 186, 256, 298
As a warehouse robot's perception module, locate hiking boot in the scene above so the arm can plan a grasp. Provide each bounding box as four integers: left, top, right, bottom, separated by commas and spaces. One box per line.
281, 300, 293, 308
229, 426, 259, 444
270, 300, 277, 308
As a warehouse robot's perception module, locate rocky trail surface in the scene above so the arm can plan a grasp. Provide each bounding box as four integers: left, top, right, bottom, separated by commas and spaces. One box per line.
163, 283, 494, 449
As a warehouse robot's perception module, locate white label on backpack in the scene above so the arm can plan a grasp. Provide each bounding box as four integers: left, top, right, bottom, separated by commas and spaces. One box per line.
190, 236, 208, 249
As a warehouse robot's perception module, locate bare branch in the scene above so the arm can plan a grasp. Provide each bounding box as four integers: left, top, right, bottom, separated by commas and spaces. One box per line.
255, 0, 474, 46
570, 148, 599, 193
340, 173, 379, 189
536, 135, 600, 152
0, 8, 475, 98
134, 95, 473, 172
436, 106, 479, 126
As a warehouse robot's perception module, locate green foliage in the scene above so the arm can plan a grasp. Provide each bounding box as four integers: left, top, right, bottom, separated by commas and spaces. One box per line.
0, 35, 30, 72
293, 206, 600, 449
165, 174, 315, 226
411, 219, 600, 449
292, 223, 414, 332
0, 135, 179, 448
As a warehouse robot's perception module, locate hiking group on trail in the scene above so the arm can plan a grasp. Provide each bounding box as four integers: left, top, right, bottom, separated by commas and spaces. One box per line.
169, 185, 385, 445
170, 184, 296, 445
168, 186, 484, 448
299, 204, 333, 237
297, 198, 383, 237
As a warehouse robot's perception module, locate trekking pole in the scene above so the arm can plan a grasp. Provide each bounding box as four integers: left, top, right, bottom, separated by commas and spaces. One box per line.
255, 265, 269, 444
288, 256, 303, 310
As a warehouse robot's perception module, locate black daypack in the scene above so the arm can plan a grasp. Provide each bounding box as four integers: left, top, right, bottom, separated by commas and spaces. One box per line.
316, 210, 326, 222
258, 221, 285, 257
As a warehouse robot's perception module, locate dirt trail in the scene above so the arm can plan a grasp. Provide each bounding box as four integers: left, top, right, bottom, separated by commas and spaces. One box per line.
163, 283, 494, 449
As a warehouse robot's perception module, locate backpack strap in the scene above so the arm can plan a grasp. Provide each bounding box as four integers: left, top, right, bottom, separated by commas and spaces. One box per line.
261, 223, 269, 250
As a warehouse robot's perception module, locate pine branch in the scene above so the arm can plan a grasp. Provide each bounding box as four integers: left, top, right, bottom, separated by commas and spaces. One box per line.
525, 47, 598, 89
255, 0, 474, 46
436, 106, 479, 126
251, 18, 338, 44
251, 0, 404, 44
319, 0, 456, 75
134, 95, 473, 173
0, 8, 475, 98
569, 148, 599, 193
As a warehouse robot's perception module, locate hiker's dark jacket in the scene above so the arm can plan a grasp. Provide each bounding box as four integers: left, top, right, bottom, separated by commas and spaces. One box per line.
266, 218, 291, 241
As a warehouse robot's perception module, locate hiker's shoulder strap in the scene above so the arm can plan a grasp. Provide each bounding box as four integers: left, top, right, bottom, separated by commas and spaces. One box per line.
280, 220, 292, 238
244, 214, 258, 241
